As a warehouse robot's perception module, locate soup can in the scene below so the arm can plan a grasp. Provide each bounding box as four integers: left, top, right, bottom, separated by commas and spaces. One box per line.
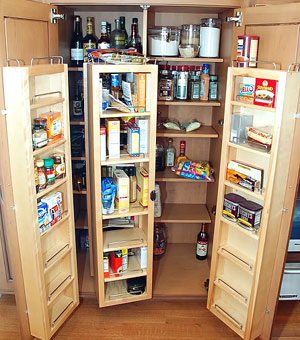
236, 35, 259, 67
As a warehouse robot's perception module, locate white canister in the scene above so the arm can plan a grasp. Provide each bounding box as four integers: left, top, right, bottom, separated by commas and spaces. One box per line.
199, 18, 221, 58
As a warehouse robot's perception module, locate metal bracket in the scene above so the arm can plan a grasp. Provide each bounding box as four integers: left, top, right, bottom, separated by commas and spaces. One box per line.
288, 63, 300, 72
282, 207, 288, 212
226, 11, 242, 27
140, 5, 150, 10
30, 56, 63, 66
150, 190, 156, 202
6, 58, 21, 67
232, 60, 277, 70
1, 110, 7, 116
50, 8, 65, 24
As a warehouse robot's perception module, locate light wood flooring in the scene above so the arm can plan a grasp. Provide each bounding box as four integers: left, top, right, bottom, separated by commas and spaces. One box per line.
1, 294, 300, 340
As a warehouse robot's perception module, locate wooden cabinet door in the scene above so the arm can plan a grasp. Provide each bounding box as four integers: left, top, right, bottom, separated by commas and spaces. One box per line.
0, 1, 61, 339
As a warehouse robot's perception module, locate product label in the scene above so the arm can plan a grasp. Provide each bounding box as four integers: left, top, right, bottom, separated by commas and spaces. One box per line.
46, 170, 55, 182
191, 83, 200, 100
73, 100, 83, 116
71, 48, 84, 61
197, 242, 208, 257
209, 83, 218, 100
38, 172, 47, 185
166, 151, 175, 166
52, 119, 62, 136
54, 163, 65, 177
254, 78, 277, 108
236, 38, 244, 59
98, 42, 110, 49
83, 42, 96, 60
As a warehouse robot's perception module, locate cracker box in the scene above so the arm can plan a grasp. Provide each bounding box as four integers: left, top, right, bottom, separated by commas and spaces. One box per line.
136, 167, 149, 208
135, 118, 149, 154
37, 201, 51, 233
127, 123, 140, 157
136, 246, 147, 269
253, 78, 277, 108
113, 169, 129, 212
40, 111, 62, 142
106, 118, 120, 159
41, 191, 63, 226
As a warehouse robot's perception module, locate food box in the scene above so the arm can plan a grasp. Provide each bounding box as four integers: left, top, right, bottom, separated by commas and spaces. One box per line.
106, 118, 120, 159
110, 250, 123, 277
113, 169, 129, 212
41, 191, 63, 227
37, 201, 51, 233
136, 118, 149, 154
136, 167, 149, 208
253, 78, 277, 108
127, 123, 140, 157
136, 246, 147, 269
40, 111, 62, 142
237, 77, 255, 103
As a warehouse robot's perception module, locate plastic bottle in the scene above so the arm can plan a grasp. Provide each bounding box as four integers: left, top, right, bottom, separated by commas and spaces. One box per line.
200, 63, 210, 101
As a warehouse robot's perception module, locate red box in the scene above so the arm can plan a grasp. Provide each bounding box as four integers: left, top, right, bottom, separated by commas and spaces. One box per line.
110, 251, 123, 277
253, 78, 277, 108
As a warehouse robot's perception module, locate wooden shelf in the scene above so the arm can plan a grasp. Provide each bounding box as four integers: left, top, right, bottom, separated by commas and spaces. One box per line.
103, 228, 147, 252
47, 273, 73, 305
231, 100, 276, 112
156, 126, 218, 138
218, 245, 255, 275
105, 255, 147, 282
228, 142, 271, 158
33, 137, 66, 157
153, 243, 209, 297
102, 201, 148, 220
155, 168, 214, 183
68, 67, 83, 72
70, 118, 85, 125
73, 190, 87, 195
100, 111, 151, 118
224, 180, 265, 201
30, 97, 64, 110
157, 100, 220, 106
71, 157, 86, 161
220, 217, 259, 241
50, 295, 74, 329
101, 153, 149, 166
75, 210, 88, 229
155, 203, 211, 224
150, 57, 224, 63
36, 177, 68, 200
43, 243, 70, 272
41, 213, 70, 237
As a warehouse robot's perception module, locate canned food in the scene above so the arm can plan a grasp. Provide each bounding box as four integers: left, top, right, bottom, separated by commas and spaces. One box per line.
237, 35, 259, 67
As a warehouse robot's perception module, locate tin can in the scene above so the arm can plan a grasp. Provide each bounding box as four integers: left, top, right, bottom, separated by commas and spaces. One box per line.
236, 35, 259, 68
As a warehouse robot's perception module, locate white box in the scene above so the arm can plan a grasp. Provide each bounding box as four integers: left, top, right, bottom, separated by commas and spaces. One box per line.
106, 118, 120, 159
136, 246, 147, 269
136, 118, 149, 154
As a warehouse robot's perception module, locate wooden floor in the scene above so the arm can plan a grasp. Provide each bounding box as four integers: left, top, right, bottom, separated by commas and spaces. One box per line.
1, 294, 300, 340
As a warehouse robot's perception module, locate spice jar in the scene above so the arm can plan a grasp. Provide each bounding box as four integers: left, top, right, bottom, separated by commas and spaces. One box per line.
32, 125, 48, 149
53, 153, 65, 179
176, 65, 189, 100
209, 75, 218, 101
36, 159, 47, 191
189, 74, 201, 100
199, 18, 221, 57
44, 158, 55, 185
158, 65, 174, 101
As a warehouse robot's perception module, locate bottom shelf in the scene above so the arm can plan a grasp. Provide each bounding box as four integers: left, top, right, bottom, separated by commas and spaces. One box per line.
50, 295, 74, 329
152, 243, 210, 297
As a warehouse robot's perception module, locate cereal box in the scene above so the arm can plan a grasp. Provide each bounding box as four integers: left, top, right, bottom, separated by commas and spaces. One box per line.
40, 111, 62, 142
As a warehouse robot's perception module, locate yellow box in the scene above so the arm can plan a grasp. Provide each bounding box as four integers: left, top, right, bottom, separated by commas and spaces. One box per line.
136, 167, 149, 208
106, 118, 120, 159
113, 169, 129, 212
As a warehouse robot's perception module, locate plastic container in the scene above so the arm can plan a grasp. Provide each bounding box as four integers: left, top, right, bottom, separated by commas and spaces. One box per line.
148, 26, 180, 56
179, 24, 200, 58
199, 18, 221, 57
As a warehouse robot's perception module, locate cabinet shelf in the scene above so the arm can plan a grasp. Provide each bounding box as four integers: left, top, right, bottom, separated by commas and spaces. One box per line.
47, 273, 73, 305
220, 217, 259, 241
103, 228, 147, 252
156, 126, 218, 138
228, 141, 271, 158
43, 243, 70, 272
40, 213, 70, 237
68, 67, 83, 72
71, 157, 86, 161
231, 100, 276, 112
36, 177, 68, 200
224, 180, 265, 201
150, 57, 224, 63
33, 137, 66, 157
50, 295, 74, 329
102, 201, 148, 220
75, 210, 88, 229
157, 100, 220, 106
104, 255, 147, 283
217, 245, 255, 275
70, 118, 85, 125
30, 97, 64, 110
101, 153, 149, 166
100, 111, 151, 118
155, 203, 211, 224
73, 190, 87, 195
155, 168, 214, 183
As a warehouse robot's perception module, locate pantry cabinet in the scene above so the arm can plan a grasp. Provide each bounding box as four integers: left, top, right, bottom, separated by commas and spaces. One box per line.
1, 1, 300, 340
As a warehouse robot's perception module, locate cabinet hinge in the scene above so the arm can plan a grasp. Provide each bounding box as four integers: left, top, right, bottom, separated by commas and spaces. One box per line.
140, 5, 150, 10
1, 109, 7, 116
50, 8, 65, 24
225, 11, 242, 27
150, 190, 156, 202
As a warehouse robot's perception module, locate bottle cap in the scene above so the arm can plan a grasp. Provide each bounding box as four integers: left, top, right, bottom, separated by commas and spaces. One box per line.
43, 158, 54, 167
132, 18, 138, 24
183, 65, 189, 71
189, 65, 195, 71
202, 64, 210, 74
128, 167, 136, 176
171, 65, 177, 70
177, 65, 183, 71
36, 159, 44, 167
210, 75, 218, 81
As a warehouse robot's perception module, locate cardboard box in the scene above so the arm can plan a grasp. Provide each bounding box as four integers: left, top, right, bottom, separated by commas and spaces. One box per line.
127, 123, 140, 157
40, 111, 62, 142
136, 246, 147, 269
41, 191, 63, 227
110, 250, 122, 277
37, 201, 51, 233
113, 169, 129, 212
136, 167, 149, 208
103, 252, 110, 278
106, 118, 120, 159
254, 78, 277, 108
135, 118, 149, 154
133, 73, 146, 112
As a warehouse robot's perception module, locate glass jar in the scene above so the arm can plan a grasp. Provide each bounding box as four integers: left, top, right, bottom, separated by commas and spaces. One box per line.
148, 26, 180, 56
44, 158, 55, 186
158, 65, 174, 101
179, 24, 200, 58
36, 159, 47, 191
32, 125, 48, 149
209, 75, 218, 101
199, 18, 221, 57
53, 153, 65, 179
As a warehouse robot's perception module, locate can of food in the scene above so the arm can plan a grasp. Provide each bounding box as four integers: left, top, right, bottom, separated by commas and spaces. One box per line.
238, 200, 263, 230
236, 35, 259, 68
223, 193, 247, 222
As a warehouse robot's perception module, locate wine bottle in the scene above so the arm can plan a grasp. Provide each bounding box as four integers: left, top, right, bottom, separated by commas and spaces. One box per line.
72, 81, 83, 118
126, 23, 142, 53
196, 224, 208, 260
120, 16, 128, 46
98, 21, 110, 50
110, 19, 126, 50
83, 17, 97, 62
70, 16, 84, 67
132, 18, 143, 53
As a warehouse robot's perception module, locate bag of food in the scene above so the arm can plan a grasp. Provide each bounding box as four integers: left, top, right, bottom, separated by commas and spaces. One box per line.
172, 158, 214, 181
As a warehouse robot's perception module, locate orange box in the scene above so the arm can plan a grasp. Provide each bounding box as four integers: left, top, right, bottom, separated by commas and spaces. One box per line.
40, 111, 62, 142
133, 73, 146, 112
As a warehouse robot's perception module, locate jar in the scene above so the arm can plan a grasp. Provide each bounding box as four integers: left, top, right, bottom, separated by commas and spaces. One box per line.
53, 153, 65, 179
36, 159, 47, 191
34, 157, 39, 193
179, 24, 200, 58
158, 65, 174, 101
155, 144, 165, 172
148, 26, 180, 56
176, 65, 189, 100
199, 18, 221, 57
153, 223, 167, 257
209, 75, 218, 101
236, 35, 259, 68
44, 158, 55, 185
189, 75, 201, 100
32, 125, 48, 149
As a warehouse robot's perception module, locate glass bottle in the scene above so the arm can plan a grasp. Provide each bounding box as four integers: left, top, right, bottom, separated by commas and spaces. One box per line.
44, 158, 55, 186
128, 167, 137, 203
153, 223, 167, 257
111, 19, 126, 49
83, 17, 97, 62
132, 18, 142, 52
176, 65, 189, 100
120, 16, 128, 46
70, 16, 84, 67
209, 75, 218, 101
158, 65, 174, 101
200, 63, 210, 101
127, 23, 142, 53
72, 81, 83, 117
155, 143, 165, 171
196, 224, 208, 260
171, 65, 177, 99
98, 21, 110, 49
36, 159, 47, 191
165, 138, 176, 167
107, 23, 111, 39
189, 74, 201, 100
175, 140, 187, 164
110, 73, 120, 99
